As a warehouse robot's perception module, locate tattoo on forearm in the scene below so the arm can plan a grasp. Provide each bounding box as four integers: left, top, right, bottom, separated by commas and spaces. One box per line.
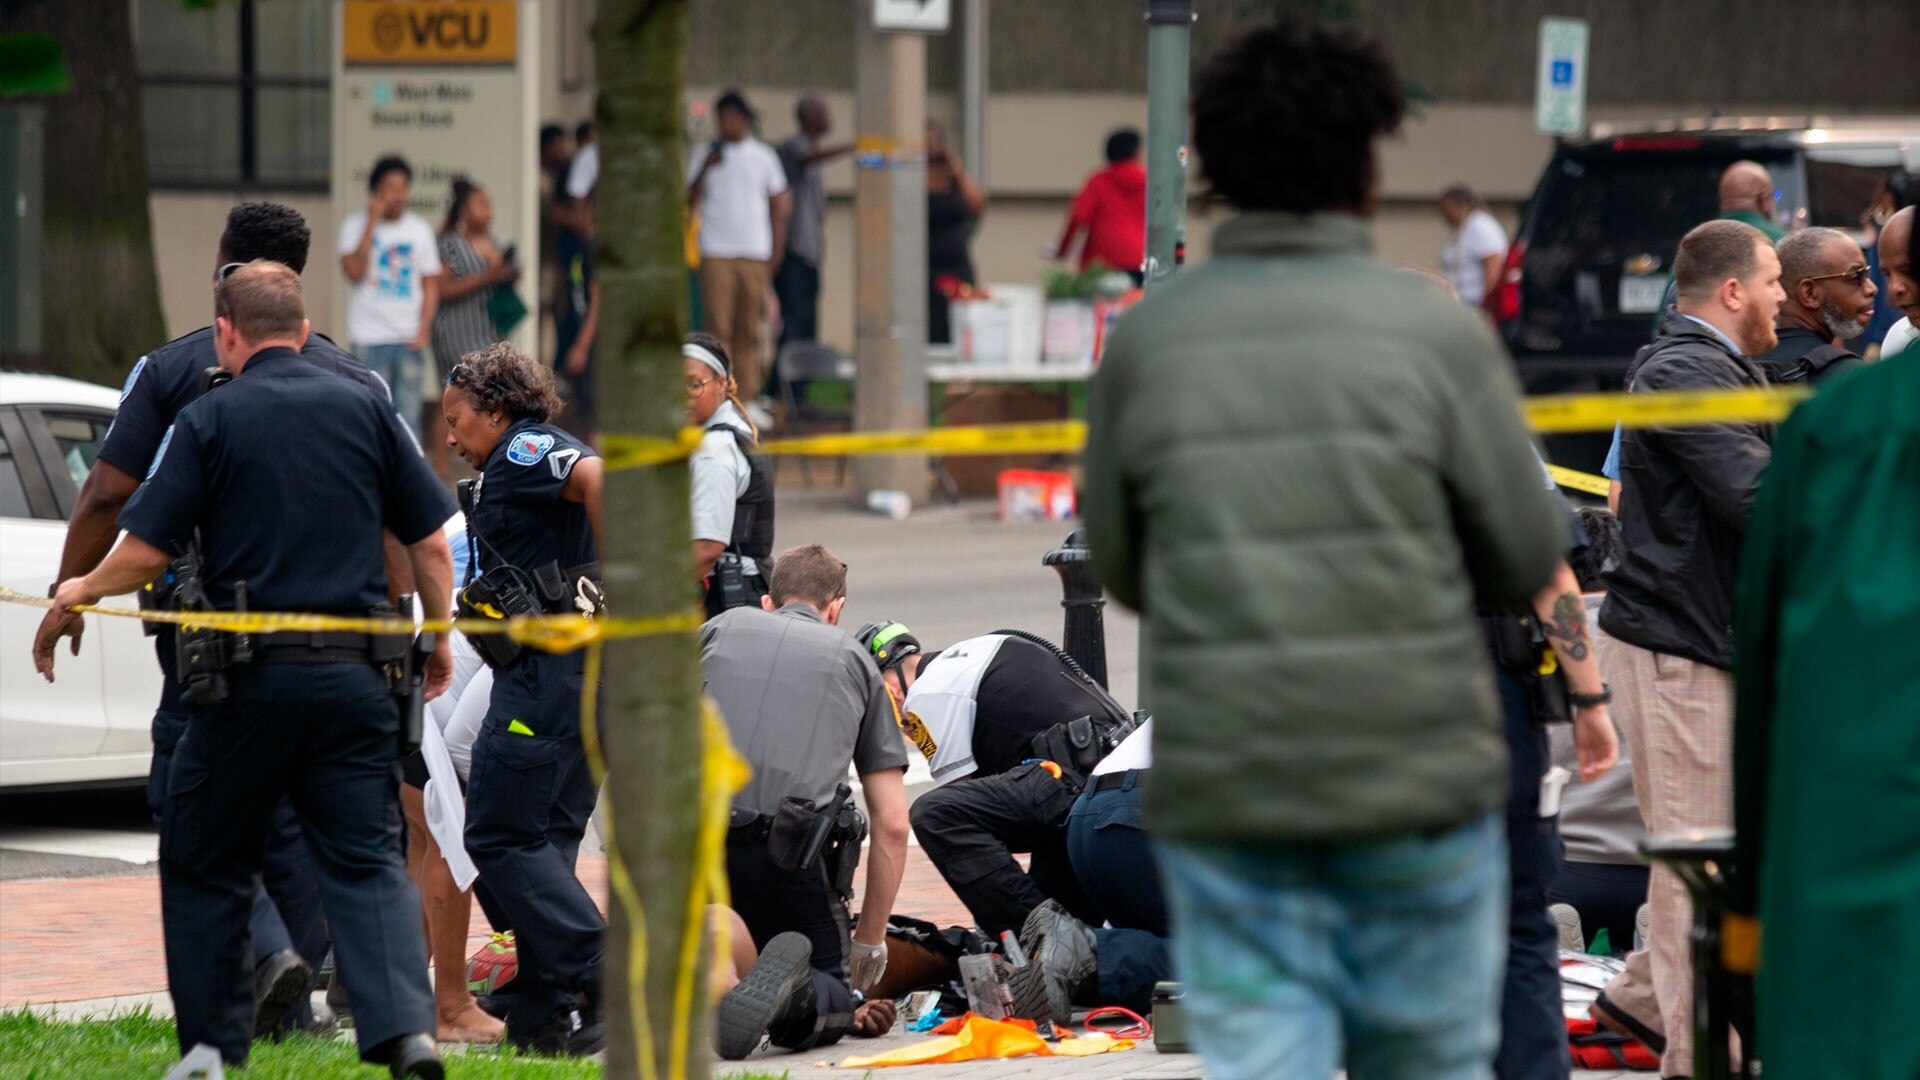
1547, 592, 1591, 662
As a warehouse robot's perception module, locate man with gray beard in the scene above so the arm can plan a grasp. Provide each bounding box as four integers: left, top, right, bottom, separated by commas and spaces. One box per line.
1753, 226, 1877, 386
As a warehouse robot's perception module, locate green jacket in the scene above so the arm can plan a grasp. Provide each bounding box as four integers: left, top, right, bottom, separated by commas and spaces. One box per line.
1083, 212, 1564, 845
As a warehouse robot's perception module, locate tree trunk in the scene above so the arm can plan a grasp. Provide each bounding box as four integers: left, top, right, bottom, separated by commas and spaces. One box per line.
0, 0, 165, 383
591, 2, 706, 1077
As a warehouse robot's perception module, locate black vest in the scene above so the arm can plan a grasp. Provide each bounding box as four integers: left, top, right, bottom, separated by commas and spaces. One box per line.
707, 423, 775, 561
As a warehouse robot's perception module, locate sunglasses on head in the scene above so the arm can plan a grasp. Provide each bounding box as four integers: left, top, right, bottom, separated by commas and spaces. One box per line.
445, 362, 511, 399
213, 261, 246, 283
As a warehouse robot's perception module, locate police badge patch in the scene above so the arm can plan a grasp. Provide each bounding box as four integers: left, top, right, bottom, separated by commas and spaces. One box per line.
505, 431, 555, 466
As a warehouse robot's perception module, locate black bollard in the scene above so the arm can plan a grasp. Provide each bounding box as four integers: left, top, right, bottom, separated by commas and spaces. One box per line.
1043, 529, 1108, 689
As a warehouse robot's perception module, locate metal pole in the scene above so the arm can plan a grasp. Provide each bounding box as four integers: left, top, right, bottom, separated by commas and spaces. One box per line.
1143, 0, 1193, 290
853, 15, 930, 501
1044, 529, 1109, 689
961, 0, 988, 181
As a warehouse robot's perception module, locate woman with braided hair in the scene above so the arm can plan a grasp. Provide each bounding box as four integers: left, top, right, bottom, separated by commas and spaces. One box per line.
684, 332, 776, 617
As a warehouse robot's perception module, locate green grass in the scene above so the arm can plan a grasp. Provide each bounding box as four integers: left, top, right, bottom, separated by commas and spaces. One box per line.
0, 1010, 792, 1079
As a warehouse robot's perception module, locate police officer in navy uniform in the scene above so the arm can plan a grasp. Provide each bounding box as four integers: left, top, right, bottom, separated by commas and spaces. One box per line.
442, 342, 607, 1056
684, 334, 775, 617
49, 261, 453, 1077
31, 203, 391, 1037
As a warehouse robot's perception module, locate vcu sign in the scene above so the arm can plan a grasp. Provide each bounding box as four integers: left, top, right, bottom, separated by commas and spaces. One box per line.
344, 1, 517, 66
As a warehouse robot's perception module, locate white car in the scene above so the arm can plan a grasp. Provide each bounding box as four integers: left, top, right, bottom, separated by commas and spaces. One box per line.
0, 372, 158, 790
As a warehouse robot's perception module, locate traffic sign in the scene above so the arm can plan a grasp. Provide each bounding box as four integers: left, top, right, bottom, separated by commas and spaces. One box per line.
1535, 17, 1589, 137
874, 0, 951, 34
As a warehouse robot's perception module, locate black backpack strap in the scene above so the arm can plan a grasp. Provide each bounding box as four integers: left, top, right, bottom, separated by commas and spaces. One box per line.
1796, 343, 1855, 380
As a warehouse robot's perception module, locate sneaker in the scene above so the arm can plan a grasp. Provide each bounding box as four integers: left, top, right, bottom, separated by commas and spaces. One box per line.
1550, 903, 1586, 953
745, 399, 776, 432
378, 1033, 445, 1079
1009, 900, 1097, 1025
715, 931, 814, 1060
253, 949, 313, 1039
1635, 902, 1651, 952
508, 998, 605, 1058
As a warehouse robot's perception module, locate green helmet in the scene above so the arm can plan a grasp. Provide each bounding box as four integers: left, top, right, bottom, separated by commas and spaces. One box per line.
856, 620, 921, 672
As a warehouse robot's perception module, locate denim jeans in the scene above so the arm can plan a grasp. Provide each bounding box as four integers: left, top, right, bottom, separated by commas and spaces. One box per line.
356, 342, 425, 439
1157, 813, 1507, 1080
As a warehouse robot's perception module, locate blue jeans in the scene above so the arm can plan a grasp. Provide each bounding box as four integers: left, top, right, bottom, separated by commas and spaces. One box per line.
357, 343, 425, 438
1066, 773, 1173, 1014
1158, 813, 1506, 1080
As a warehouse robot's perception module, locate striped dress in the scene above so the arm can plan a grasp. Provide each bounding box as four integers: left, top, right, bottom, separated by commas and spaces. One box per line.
430, 231, 500, 377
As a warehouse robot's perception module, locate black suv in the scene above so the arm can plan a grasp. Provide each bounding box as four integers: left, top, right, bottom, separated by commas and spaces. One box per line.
1495, 119, 1918, 470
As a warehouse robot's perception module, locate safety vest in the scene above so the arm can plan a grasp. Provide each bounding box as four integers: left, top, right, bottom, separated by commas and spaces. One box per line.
706, 423, 775, 561
900, 634, 1008, 787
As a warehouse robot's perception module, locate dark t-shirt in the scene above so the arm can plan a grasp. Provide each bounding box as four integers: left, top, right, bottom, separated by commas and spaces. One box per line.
99, 328, 387, 482
921, 634, 1130, 779
467, 417, 598, 575
118, 348, 453, 612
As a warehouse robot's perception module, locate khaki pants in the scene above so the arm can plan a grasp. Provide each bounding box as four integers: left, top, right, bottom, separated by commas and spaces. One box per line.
1596, 635, 1739, 1077
700, 256, 770, 401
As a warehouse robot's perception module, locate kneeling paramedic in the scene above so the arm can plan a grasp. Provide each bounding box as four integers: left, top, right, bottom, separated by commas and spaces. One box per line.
52, 261, 452, 1077
862, 622, 1137, 938
700, 546, 910, 1060
444, 344, 608, 1056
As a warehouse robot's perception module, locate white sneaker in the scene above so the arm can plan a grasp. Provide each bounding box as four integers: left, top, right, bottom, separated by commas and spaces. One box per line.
745, 400, 775, 431
1550, 903, 1585, 953
1634, 902, 1651, 952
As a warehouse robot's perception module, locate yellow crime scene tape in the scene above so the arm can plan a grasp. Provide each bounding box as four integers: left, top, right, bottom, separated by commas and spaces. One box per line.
0, 380, 1795, 1066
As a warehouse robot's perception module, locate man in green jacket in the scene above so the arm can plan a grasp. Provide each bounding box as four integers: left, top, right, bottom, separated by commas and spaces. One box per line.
1730, 311, 1920, 1079
1082, 20, 1563, 1080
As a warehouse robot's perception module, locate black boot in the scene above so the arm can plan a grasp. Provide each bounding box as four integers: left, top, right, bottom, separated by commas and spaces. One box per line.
374, 1033, 443, 1079
716, 931, 815, 1060
252, 948, 312, 1039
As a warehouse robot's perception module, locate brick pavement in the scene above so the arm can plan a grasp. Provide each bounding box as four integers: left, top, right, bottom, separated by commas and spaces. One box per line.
0, 842, 970, 1009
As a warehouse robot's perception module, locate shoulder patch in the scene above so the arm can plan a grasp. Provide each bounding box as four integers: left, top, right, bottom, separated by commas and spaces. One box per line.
505, 431, 555, 466
549, 446, 582, 480
900, 709, 938, 762
146, 425, 175, 479
120, 357, 149, 403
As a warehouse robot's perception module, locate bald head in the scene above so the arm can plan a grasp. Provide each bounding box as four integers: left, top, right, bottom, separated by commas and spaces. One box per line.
1719, 160, 1776, 217
213, 260, 309, 371
1778, 227, 1877, 339
1882, 206, 1919, 329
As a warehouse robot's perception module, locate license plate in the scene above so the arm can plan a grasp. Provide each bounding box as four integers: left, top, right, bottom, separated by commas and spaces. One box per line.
1619, 274, 1666, 314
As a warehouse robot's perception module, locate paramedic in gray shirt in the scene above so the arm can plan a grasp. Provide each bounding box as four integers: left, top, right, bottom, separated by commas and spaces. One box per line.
700, 544, 909, 1060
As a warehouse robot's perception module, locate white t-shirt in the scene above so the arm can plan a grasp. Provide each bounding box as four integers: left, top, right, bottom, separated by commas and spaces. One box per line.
685, 138, 789, 260
337, 211, 443, 345
1882, 317, 1918, 363
566, 141, 599, 200
1440, 208, 1508, 306
689, 400, 758, 576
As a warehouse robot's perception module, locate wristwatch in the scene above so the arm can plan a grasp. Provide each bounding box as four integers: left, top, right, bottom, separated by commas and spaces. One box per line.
1569, 684, 1612, 708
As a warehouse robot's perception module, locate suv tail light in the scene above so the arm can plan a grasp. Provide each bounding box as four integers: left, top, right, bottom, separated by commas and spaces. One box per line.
1490, 240, 1527, 325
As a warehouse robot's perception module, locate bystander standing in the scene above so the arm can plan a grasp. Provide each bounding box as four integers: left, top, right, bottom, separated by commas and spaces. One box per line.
774, 95, 850, 351
1590, 219, 1782, 1078
688, 90, 790, 408
926, 121, 986, 346
1752, 227, 1873, 386
1438, 184, 1508, 311
1051, 129, 1147, 283
339, 155, 442, 437
1083, 20, 1564, 1079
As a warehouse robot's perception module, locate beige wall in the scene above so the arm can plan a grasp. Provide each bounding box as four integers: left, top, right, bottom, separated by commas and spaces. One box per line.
150, 190, 339, 342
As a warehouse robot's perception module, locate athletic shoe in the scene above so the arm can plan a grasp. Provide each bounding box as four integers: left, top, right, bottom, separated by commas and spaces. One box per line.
380, 1033, 445, 1079
1010, 900, 1097, 1025
509, 997, 605, 1058
715, 931, 814, 1060
253, 949, 313, 1040
1550, 903, 1586, 953
1635, 902, 1651, 953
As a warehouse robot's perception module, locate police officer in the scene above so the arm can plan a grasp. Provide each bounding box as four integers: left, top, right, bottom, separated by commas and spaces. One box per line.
861, 621, 1133, 938
442, 342, 606, 1056
699, 545, 910, 1060
49, 262, 452, 1076
1014, 717, 1172, 1023
30, 202, 393, 1037
1483, 473, 1619, 1080
684, 334, 774, 617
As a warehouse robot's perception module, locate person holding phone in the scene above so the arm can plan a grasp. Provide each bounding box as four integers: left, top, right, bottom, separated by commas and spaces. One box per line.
434, 177, 521, 471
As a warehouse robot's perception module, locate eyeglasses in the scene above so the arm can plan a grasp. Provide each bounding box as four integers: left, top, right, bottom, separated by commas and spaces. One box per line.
1804, 264, 1873, 287
685, 376, 716, 394
213, 261, 246, 283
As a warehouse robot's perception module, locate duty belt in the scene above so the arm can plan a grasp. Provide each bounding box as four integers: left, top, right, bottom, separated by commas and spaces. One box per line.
254, 631, 380, 665
727, 807, 773, 842
1088, 770, 1147, 795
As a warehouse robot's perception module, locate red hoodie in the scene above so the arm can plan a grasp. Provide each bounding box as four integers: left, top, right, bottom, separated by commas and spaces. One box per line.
1059, 160, 1147, 274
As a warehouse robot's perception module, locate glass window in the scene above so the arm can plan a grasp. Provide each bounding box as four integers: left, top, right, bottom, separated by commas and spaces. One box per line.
1807, 155, 1904, 231
136, 0, 330, 188
42, 412, 113, 492
0, 430, 31, 520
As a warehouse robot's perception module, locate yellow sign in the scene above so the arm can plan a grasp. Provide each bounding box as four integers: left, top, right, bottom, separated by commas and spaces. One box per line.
343, 1, 517, 66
